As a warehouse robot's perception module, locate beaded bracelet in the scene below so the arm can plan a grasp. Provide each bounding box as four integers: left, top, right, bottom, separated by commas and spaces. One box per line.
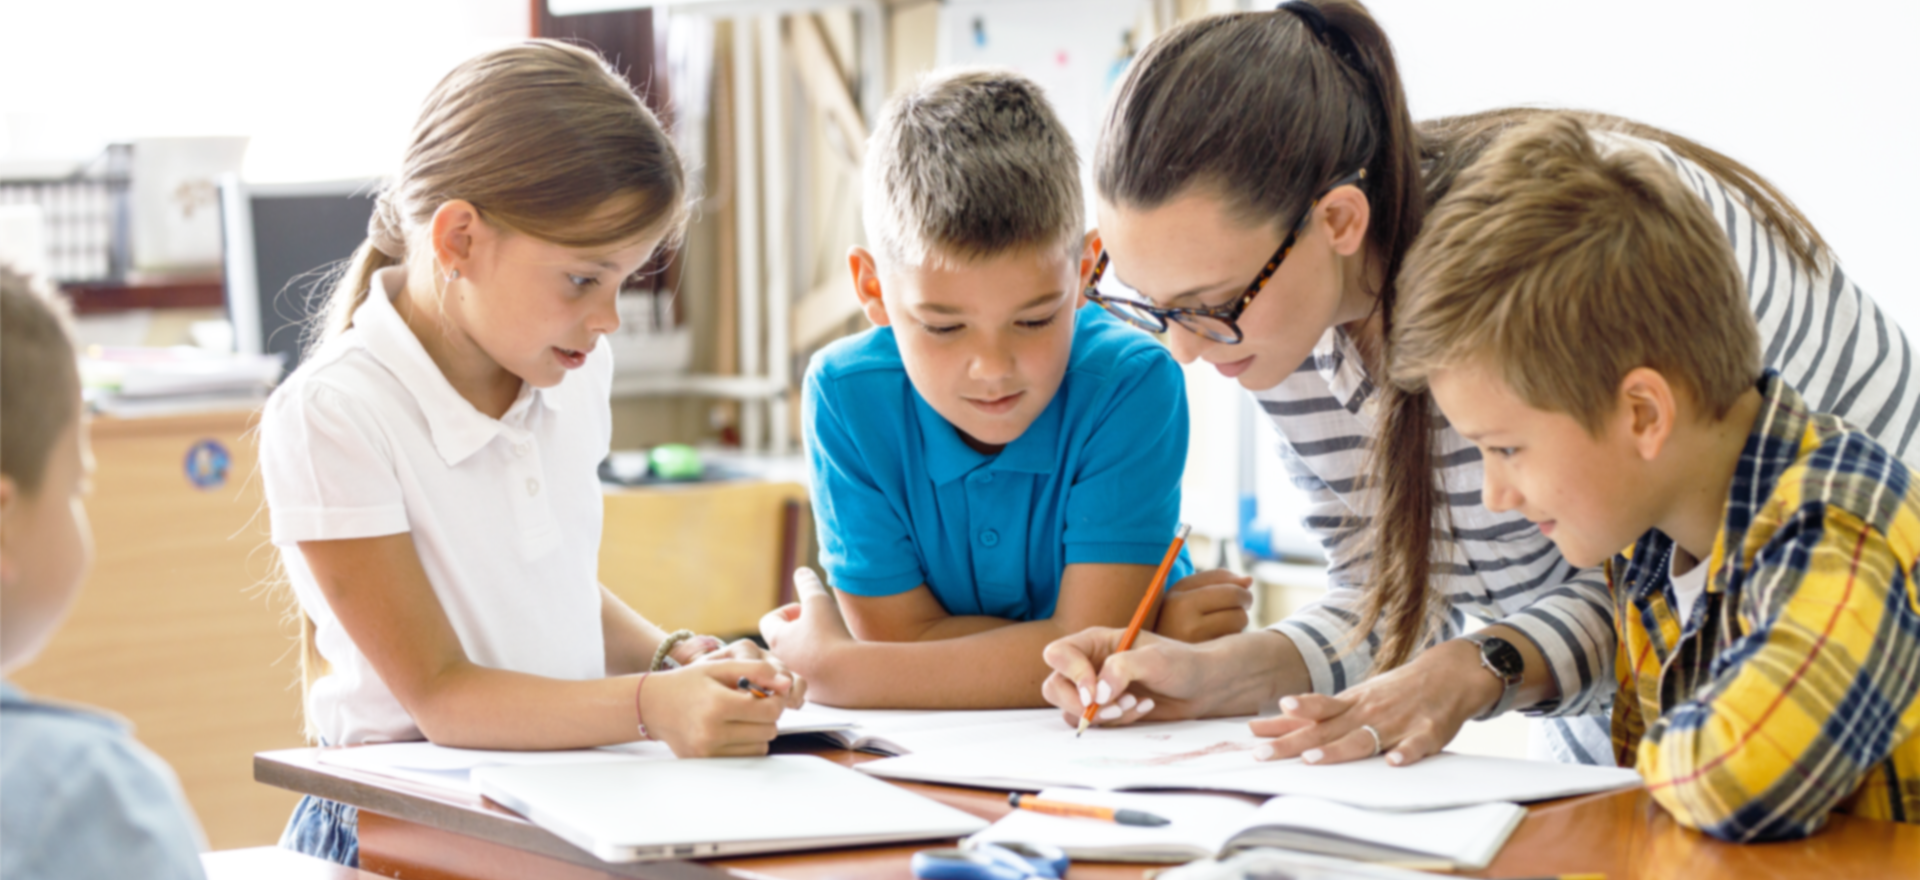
651, 629, 697, 672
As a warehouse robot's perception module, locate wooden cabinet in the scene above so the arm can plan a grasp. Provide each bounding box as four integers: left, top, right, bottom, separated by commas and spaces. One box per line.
11, 409, 306, 850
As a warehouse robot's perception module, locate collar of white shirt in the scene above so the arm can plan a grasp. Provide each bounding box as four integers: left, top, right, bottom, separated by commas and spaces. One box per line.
354, 267, 561, 467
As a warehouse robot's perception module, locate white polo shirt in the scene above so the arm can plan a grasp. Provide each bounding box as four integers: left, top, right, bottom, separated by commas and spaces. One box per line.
260, 267, 610, 745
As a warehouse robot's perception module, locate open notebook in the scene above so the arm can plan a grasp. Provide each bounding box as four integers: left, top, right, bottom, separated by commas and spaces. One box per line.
969, 789, 1525, 870
473, 755, 987, 862
857, 717, 1643, 811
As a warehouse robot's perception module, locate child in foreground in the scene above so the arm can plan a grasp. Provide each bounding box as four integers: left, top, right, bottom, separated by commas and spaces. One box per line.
760, 69, 1252, 710
259, 42, 801, 866
0, 265, 209, 879
1391, 113, 1919, 841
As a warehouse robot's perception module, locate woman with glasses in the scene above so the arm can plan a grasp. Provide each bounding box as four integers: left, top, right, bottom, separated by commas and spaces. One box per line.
1041, 0, 1918, 769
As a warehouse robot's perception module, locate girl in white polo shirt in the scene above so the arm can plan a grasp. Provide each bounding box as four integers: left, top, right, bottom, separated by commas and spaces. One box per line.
259, 41, 804, 867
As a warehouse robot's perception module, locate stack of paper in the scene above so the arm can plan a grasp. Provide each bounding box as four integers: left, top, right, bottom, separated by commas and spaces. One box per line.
80, 345, 284, 416
855, 716, 1643, 811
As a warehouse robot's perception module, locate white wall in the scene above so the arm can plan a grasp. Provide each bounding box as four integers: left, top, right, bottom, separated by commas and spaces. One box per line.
1370, 0, 1920, 334
0, 0, 526, 182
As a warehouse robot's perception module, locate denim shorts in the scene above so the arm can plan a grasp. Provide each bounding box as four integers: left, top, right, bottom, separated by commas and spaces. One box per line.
279, 794, 359, 868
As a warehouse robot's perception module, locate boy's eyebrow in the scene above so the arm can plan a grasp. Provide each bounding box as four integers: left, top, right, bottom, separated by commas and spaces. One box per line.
915, 292, 1063, 316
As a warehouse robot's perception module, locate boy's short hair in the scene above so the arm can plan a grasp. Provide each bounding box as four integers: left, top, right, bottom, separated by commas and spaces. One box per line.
863, 68, 1083, 270
0, 263, 80, 496
1389, 113, 1761, 431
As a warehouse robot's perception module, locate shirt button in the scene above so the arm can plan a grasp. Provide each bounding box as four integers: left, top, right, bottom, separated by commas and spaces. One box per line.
526, 478, 540, 496
979, 529, 999, 547
971, 471, 992, 484
513, 443, 529, 457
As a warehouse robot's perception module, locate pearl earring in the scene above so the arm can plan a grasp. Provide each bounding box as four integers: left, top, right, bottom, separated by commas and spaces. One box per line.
446, 269, 461, 282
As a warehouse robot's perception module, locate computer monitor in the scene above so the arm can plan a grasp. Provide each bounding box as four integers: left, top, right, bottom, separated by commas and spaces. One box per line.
219, 175, 379, 368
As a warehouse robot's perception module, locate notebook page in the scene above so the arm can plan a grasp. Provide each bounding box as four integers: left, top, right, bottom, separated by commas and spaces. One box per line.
966, 789, 1256, 863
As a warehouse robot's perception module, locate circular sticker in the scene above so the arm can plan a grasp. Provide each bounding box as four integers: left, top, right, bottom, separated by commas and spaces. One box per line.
184, 439, 231, 490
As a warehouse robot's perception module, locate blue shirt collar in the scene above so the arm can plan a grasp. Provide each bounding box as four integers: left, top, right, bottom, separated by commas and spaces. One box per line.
917, 385, 1065, 486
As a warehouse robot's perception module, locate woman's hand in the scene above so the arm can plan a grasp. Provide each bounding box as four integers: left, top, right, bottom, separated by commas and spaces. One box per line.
1040, 628, 1218, 728
636, 659, 792, 757
668, 633, 726, 666
758, 568, 856, 683
1151, 569, 1254, 643
1248, 638, 1501, 766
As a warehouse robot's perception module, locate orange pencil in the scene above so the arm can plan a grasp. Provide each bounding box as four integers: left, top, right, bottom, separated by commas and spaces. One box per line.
1009, 793, 1170, 826
1077, 523, 1190, 737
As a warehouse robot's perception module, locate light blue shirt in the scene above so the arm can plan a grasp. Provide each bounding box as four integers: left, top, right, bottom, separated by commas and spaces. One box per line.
0, 682, 207, 880
805, 305, 1192, 620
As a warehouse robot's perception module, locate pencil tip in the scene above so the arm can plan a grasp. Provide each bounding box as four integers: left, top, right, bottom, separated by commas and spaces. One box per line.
1074, 718, 1089, 738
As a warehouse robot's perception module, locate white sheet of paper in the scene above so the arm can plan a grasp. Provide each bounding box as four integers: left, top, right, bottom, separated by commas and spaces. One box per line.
858, 718, 1642, 811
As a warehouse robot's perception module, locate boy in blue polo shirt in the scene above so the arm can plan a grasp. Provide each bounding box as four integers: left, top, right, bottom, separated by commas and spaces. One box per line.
760, 70, 1251, 709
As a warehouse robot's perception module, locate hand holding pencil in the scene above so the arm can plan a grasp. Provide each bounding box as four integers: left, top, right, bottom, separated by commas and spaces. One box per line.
1070, 524, 1190, 736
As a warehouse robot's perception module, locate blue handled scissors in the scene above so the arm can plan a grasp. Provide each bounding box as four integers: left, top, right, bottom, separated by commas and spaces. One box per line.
911, 842, 1069, 880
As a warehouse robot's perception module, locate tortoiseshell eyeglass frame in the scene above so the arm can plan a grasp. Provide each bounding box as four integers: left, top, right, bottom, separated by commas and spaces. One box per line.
1083, 168, 1367, 344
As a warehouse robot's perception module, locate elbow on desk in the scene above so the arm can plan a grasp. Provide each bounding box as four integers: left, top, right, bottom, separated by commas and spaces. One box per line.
1640, 741, 1833, 844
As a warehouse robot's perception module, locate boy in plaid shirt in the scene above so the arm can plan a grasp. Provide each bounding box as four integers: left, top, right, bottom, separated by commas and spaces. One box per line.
1386, 113, 1919, 841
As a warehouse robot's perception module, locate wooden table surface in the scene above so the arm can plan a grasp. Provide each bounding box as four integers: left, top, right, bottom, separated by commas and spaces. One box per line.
254, 740, 1920, 880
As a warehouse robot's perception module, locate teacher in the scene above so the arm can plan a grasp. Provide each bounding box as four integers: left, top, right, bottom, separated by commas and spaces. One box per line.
1041, 0, 1918, 767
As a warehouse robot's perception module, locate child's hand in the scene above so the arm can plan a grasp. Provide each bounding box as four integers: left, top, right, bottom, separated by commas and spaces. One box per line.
690, 639, 808, 708
668, 634, 726, 666
638, 660, 791, 757
758, 568, 855, 681
1040, 627, 1213, 729
1151, 569, 1253, 642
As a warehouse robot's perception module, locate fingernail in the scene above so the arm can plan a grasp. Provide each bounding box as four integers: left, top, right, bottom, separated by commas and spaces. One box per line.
1255, 744, 1276, 761
1078, 685, 1091, 706
1280, 696, 1299, 712
1302, 748, 1324, 764
1118, 694, 1138, 711
1097, 705, 1123, 721
1387, 752, 1405, 766
1095, 681, 1112, 705
1137, 698, 1155, 715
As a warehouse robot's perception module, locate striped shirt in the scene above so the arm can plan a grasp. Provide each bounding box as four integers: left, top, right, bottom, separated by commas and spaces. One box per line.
1257, 131, 1919, 766
1609, 372, 1920, 841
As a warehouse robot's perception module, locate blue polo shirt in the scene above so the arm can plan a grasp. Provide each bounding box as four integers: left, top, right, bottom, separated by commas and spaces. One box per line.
804, 305, 1191, 620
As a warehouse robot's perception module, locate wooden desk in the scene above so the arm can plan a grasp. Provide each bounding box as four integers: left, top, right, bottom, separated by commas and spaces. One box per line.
254, 741, 1920, 880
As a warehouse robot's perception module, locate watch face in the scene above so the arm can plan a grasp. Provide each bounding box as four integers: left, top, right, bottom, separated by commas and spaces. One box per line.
1481, 637, 1525, 679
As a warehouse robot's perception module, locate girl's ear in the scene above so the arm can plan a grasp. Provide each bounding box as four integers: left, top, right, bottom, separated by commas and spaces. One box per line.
1618, 367, 1677, 461
847, 247, 890, 327
1318, 185, 1372, 257
429, 199, 483, 279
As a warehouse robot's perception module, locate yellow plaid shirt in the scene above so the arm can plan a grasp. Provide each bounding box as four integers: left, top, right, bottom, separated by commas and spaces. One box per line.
1609, 373, 1920, 842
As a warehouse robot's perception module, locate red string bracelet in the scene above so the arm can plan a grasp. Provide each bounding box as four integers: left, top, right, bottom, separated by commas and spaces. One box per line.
633, 672, 652, 740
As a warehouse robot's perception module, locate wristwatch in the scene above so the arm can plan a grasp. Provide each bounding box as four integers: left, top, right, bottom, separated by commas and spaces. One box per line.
1461, 632, 1525, 721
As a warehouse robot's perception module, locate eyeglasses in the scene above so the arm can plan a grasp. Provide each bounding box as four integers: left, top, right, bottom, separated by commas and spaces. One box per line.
1084, 169, 1366, 344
